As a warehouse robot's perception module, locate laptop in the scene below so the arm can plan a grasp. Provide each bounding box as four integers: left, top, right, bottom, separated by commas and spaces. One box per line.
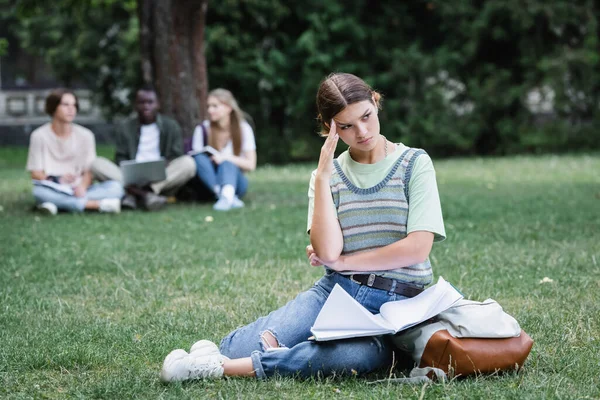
120, 158, 167, 187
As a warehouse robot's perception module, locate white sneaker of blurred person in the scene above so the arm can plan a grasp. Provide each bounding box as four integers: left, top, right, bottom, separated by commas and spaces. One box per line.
37, 202, 58, 215
99, 198, 121, 213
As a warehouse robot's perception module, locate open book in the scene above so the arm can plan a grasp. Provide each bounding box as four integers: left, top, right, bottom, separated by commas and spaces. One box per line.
310, 276, 463, 341
188, 145, 219, 157
32, 179, 74, 195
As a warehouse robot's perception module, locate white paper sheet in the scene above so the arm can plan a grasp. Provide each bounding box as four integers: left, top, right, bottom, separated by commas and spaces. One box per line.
310, 277, 463, 341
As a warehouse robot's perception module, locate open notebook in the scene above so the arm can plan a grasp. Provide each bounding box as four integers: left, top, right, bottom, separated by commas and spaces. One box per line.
32, 179, 74, 195
310, 276, 463, 341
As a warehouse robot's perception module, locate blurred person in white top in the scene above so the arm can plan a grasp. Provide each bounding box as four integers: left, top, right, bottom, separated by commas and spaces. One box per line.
191, 89, 256, 211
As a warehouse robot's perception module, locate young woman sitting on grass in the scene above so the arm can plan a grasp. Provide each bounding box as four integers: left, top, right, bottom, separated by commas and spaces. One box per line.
26, 89, 124, 215
191, 89, 257, 211
160, 73, 446, 381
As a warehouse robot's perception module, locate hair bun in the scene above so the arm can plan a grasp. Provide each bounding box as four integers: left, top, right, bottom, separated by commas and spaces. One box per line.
372, 91, 382, 105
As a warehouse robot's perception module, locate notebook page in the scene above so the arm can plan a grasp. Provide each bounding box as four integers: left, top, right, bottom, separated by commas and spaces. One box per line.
311, 284, 395, 340
379, 277, 463, 332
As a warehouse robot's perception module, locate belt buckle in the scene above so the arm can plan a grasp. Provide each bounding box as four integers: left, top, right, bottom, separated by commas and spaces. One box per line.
350, 274, 377, 287
367, 273, 376, 287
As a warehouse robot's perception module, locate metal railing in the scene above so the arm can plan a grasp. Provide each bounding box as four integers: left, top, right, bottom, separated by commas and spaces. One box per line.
0, 89, 104, 125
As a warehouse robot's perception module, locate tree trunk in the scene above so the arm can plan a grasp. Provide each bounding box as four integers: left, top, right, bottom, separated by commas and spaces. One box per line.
137, 0, 208, 138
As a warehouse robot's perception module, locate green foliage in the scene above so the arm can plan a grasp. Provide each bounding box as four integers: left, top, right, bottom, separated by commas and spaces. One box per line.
4, 0, 139, 117
0, 0, 14, 57
5, 0, 600, 160
203, 0, 600, 161
1, 151, 600, 397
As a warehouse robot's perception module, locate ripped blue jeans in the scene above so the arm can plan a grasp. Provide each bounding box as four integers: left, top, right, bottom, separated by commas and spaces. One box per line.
219, 270, 408, 379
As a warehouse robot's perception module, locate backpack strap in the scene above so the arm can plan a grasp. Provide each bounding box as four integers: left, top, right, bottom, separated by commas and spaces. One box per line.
201, 123, 208, 145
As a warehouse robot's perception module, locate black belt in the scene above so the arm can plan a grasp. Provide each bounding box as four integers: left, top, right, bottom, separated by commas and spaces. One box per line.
347, 273, 424, 298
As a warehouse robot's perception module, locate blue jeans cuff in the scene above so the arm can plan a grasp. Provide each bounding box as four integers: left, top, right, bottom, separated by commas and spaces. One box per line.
250, 350, 267, 379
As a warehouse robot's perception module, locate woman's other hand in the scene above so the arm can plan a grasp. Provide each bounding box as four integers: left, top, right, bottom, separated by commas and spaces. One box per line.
306, 244, 348, 271
306, 244, 322, 266
60, 173, 77, 185
315, 120, 339, 179
73, 185, 87, 198
211, 153, 227, 165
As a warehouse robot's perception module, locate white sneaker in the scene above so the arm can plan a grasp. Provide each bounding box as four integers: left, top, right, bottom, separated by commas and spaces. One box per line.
231, 196, 245, 209
159, 349, 226, 382
160, 349, 188, 383
213, 196, 232, 211
37, 202, 58, 215
190, 340, 221, 356
99, 198, 121, 213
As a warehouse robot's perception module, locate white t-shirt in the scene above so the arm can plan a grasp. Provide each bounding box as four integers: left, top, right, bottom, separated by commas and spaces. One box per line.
191, 120, 256, 156
26, 122, 96, 177
135, 123, 161, 162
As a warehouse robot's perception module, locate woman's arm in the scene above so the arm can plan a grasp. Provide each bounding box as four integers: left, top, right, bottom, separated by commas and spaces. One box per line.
73, 170, 92, 197
219, 122, 257, 171
320, 231, 434, 272
30, 170, 47, 180
309, 122, 344, 263
218, 121, 257, 171
27, 131, 46, 180
223, 150, 256, 172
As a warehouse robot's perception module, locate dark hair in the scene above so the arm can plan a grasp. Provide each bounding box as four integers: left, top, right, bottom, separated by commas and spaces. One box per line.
137, 83, 157, 95
316, 73, 382, 135
45, 89, 79, 116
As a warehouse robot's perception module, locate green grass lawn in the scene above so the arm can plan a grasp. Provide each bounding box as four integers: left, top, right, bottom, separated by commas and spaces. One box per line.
1, 147, 599, 399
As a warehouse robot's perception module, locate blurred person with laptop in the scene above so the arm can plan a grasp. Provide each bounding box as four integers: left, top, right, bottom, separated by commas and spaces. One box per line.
91, 85, 196, 211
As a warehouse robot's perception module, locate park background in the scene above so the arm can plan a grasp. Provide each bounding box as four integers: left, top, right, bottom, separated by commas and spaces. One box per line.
1, 0, 600, 160
1, 1, 599, 399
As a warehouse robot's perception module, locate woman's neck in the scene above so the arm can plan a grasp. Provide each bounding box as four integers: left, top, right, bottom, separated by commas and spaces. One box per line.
215, 117, 231, 132
51, 120, 72, 138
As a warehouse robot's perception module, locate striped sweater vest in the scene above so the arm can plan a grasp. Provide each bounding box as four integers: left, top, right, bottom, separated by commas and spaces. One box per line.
330, 147, 433, 286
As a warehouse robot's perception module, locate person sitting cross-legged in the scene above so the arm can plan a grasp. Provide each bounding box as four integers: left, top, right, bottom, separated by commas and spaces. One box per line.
91, 84, 196, 211
26, 88, 124, 215
191, 89, 256, 211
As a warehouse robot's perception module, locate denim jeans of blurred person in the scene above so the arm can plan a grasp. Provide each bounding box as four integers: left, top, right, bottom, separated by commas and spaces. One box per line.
32, 180, 124, 212
193, 153, 248, 199
219, 270, 408, 378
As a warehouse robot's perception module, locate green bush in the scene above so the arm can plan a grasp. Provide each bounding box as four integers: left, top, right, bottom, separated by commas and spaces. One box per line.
205, 0, 600, 161
5, 0, 600, 161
